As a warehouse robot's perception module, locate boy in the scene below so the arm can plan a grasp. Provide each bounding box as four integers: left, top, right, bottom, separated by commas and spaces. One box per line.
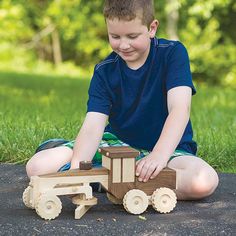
26, 0, 219, 200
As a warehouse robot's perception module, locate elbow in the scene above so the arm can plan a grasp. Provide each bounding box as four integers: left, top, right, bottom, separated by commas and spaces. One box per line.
185, 105, 191, 120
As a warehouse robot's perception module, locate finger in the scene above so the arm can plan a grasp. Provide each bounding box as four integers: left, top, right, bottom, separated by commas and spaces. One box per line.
138, 162, 152, 181
135, 159, 146, 177
143, 165, 156, 182
135, 159, 141, 166
135, 156, 145, 166
150, 165, 163, 179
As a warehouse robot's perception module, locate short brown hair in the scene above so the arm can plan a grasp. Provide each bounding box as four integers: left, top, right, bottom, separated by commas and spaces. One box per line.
103, 0, 155, 27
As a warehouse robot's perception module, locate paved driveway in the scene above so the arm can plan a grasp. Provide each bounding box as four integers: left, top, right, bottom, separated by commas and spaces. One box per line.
0, 164, 235, 236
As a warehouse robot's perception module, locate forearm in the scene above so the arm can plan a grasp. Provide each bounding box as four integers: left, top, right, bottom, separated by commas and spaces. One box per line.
152, 107, 190, 160
136, 87, 192, 181
70, 112, 107, 169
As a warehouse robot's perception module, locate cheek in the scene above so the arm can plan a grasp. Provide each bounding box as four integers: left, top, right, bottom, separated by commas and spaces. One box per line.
132, 39, 149, 51
109, 39, 119, 50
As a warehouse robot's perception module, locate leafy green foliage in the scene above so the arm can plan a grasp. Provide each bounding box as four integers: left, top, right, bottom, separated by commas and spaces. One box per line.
0, 0, 235, 85
178, 0, 236, 85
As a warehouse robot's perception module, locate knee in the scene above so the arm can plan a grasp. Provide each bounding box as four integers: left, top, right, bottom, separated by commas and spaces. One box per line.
26, 158, 41, 178
191, 168, 219, 198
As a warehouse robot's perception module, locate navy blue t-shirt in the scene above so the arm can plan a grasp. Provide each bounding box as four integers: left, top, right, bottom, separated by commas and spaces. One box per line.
87, 37, 197, 155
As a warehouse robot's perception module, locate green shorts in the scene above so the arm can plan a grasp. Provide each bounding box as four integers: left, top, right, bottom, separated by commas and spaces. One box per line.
59, 132, 194, 171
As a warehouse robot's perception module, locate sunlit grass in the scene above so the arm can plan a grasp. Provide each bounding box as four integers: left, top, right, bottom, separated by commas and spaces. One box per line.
0, 71, 89, 164
0, 71, 235, 173
191, 85, 236, 172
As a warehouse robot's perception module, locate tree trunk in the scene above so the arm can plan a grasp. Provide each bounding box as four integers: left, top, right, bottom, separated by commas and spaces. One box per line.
51, 28, 62, 65
166, 0, 179, 40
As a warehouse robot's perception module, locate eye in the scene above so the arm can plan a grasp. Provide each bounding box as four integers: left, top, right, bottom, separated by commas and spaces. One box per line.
128, 35, 138, 39
110, 35, 120, 39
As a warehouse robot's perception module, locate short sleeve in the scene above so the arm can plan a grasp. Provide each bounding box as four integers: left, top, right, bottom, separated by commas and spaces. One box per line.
87, 69, 112, 115
166, 42, 196, 95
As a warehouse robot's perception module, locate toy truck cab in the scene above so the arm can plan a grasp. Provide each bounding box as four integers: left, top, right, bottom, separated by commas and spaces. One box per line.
99, 146, 177, 214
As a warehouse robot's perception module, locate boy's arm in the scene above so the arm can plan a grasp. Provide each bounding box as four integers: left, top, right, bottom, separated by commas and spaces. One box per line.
136, 86, 192, 182
70, 112, 108, 169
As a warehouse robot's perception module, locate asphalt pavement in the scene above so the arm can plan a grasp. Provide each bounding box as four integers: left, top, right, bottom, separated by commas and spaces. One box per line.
0, 164, 235, 236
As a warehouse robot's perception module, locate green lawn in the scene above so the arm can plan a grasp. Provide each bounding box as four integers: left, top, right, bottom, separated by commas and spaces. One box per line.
0, 71, 235, 173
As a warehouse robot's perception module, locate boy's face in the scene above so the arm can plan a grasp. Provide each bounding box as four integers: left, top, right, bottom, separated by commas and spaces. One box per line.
106, 17, 158, 69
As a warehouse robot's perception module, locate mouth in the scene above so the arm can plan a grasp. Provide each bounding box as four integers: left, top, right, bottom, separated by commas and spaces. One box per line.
119, 50, 135, 56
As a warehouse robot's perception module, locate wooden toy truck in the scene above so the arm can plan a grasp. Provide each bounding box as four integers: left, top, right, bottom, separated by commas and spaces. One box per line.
23, 146, 177, 220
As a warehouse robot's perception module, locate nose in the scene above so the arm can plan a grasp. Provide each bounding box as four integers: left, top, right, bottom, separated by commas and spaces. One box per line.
119, 39, 130, 50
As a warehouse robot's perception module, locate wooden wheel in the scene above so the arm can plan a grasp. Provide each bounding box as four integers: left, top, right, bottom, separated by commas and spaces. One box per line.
123, 189, 148, 214
106, 192, 122, 205
35, 194, 62, 220
151, 187, 177, 213
22, 186, 34, 209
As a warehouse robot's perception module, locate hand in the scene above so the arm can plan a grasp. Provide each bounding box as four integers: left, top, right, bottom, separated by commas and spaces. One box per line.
70, 159, 80, 170
135, 152, 168, 182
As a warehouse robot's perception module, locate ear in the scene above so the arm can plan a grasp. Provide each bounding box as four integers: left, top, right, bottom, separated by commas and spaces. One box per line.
149, 20, 159, 38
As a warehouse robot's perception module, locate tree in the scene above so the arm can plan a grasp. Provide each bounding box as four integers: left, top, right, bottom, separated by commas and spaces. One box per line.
166, 0, 180, 40
0, 0, 235, 85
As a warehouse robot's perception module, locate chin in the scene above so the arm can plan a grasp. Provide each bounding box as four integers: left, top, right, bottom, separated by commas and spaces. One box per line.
120, 54, 137, 62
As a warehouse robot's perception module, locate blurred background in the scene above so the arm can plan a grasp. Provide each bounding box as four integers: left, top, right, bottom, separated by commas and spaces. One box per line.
0, 0, 235, 85
0, 0, 235, 171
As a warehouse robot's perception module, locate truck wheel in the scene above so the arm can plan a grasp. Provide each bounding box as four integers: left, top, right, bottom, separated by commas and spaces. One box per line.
106, 192, 122, 205
123, 189, 148, 214
22, 186, 34, 209
35, 194, 62, 220
151, 187, 177, 213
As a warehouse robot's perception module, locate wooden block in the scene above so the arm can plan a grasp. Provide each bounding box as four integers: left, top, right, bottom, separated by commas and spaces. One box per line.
79, 161, 92, 170
135, 168, 176, 195
75, 205, 92, 219
122, 158, 135, 182
109, 182, 135, 200
102, 155, 111, 170
112, 159, 121, 183
109, 168, 176, 200
99, 146, 140, 158
40, 167, 108, 178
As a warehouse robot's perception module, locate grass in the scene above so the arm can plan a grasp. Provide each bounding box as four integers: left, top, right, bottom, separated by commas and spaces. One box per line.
191, 85, 236, 173
0, 71, 235, 173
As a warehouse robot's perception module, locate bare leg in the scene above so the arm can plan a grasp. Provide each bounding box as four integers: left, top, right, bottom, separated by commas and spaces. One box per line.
167, 155, 219, 200
26, 146, 73, 178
